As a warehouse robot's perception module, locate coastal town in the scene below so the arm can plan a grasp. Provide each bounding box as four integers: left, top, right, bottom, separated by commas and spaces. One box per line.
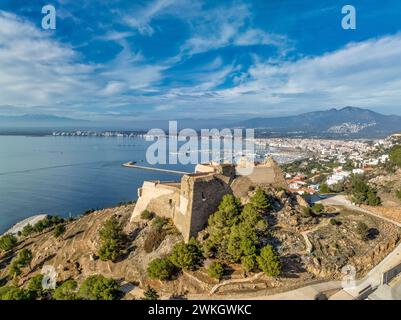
2, 129, 401, 300
50, 130, 400, 199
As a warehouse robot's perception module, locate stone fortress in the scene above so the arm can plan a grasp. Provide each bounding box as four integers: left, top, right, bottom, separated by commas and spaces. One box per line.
131, 157, 288, 242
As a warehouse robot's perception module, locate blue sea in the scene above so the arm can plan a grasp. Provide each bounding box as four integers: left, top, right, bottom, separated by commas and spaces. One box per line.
0, 135, 194, 234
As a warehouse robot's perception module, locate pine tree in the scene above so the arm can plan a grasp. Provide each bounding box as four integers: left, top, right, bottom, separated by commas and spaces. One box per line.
257, 245, 281, 277
249, 188, 270, 213
98, 215, 126, 262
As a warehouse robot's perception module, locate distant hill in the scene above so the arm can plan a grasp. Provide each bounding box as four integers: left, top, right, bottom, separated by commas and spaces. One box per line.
0, 114, 88, 124
0, 114, 90, 133
2, 107, 401, 138
234, 107, 401, 138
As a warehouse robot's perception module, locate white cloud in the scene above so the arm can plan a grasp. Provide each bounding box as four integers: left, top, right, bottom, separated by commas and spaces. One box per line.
155, 104, 176, 111
0, 11, 95, 109
98, 31, 134, 41
179, 3, 289, 56
2, 8, 401, 120
234, 29, 289, 49
120, 0, 289, 57
99, 40, 165, 92
0, 11, 166, 115
156, 33, 401, 118
100, 81, 126, 96
122, 0, 194, 36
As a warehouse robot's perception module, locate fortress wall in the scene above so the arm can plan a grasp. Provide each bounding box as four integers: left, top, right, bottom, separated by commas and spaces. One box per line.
230, 176, 254, 198
187, 175, 232, 241
146, 192, 180, 219
235, 163, 288, 190
173, 174, 232, 242
241, 167, 277, 184
131, 181, 179, 221
173, 175, 193, 242
131, 158, 287, 241
194, 164, 216, 174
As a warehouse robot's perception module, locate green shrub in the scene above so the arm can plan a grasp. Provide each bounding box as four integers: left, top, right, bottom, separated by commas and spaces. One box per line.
54, 224, 66, 238
203, 195, 242, 258
204, 194, 269, 263
390, 145, 401, 168
53, 280, 78, 300
9, 261, 22, 278
319, 183, 330, 194
98, 241, 123, 262
356, 222, 369, 241
349, 175, 381, 206
169, 239, 203, 271
98, 215, 126, 262
147, 257, 176, 280
49, 215, 64, 225
152, 216, 168, 230
0, 287, 31, 300
78, 275, 120, 300
9, 249, 33, 278
330, 218, 340, 226
367, 189, 381, 206
0, 234, 18, 252
396, 189, 401, 201
22, 224, 34, 237
330, 182, 345, 193
30, 215, 64, 234
143, 286, 159, 300
19, 248, 33, 266
226, 222, 257, 263
141, 210, 155, 220
301, 207, 314, 218
312, 203, 324, 215
26, 275, 45, 299
207, 262, 225, 280
249, 188, 270, 213
256, 245, 281, 277
241, 255, 257, 272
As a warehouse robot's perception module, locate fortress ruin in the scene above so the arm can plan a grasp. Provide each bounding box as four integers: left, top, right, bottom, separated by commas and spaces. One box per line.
131, 157, 287, 242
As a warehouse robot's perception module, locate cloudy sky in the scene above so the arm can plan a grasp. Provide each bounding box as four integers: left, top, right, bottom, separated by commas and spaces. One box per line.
0, 0, 400, 121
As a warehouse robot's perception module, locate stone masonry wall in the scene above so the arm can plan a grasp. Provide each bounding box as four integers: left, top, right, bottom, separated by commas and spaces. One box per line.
132, 158, 287, 242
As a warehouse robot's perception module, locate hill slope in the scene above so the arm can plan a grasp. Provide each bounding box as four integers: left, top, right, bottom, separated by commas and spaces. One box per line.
235, 107, 401, 138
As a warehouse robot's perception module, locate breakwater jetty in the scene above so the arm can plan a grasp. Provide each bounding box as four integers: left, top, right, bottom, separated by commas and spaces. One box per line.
122, 162, 190, 175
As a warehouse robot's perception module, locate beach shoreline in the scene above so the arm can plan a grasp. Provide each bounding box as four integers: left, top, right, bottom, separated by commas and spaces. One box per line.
2, 214, 48, 236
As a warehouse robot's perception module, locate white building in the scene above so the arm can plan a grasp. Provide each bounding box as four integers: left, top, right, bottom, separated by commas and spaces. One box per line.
326, 169, 351, 186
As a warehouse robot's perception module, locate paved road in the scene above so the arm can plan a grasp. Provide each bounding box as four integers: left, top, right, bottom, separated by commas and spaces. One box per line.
250, 281, 343, 300
188, 281, 343, 300
390, 275, 401, 299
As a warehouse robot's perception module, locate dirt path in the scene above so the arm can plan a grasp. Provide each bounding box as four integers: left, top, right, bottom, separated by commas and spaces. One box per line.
319, 195, 401, 228
209, 272, 265, 294
300, 221, 329, 255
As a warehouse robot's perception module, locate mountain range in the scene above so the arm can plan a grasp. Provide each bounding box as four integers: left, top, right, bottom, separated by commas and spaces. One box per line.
1, 107, 401, 138
0, 114, 88, 125
234, 107, 401, 138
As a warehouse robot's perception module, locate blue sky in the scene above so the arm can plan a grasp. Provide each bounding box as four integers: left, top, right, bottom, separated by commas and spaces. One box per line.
0, 0, 400, 121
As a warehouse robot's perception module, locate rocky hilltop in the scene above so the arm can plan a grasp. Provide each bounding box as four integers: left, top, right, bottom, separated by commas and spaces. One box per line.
1, 184, 400, 300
